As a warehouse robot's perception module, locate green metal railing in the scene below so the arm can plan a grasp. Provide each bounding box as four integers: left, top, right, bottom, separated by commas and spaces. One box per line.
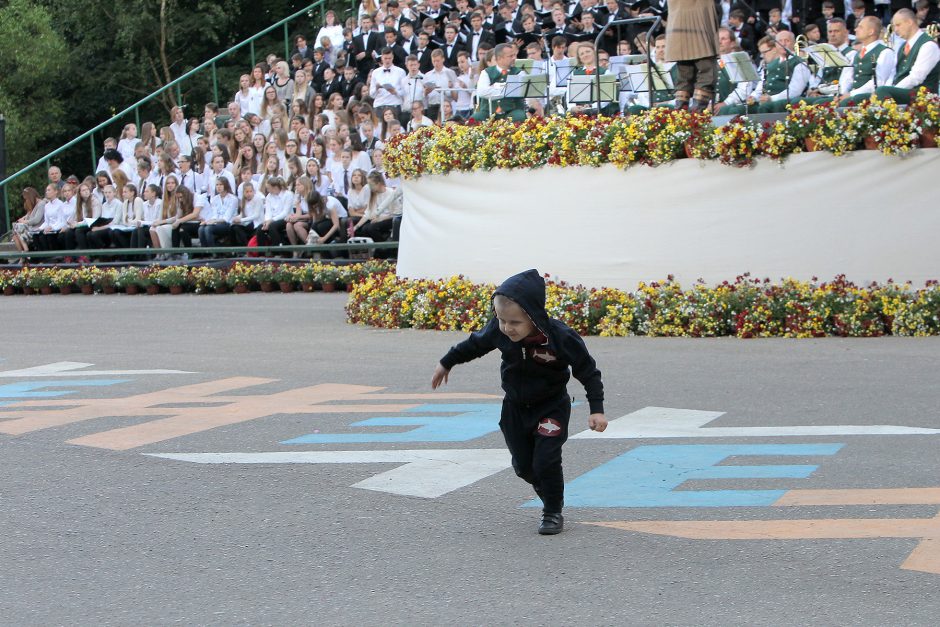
0, 0, 358, 232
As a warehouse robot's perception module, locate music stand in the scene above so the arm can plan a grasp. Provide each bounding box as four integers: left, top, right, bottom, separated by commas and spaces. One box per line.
608, 54, 648, 77
514, 59, 548, 75
567, 74, 618, 111
553, 57, 576, 89
719, 52, 760, 113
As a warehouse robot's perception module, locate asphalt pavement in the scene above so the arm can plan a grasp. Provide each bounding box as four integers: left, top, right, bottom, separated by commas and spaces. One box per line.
1, 293, 938, 626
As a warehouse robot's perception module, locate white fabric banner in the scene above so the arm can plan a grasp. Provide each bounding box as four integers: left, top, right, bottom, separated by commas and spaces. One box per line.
398, 150, 940, 289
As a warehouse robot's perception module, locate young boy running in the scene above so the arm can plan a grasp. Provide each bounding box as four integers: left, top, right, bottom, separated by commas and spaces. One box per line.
431, 269, 607, 535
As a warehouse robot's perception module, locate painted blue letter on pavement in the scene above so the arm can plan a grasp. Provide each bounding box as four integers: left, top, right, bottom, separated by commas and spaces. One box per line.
527, 443, 844, 508
0, 380, 128, 407
282, 403, 502, 444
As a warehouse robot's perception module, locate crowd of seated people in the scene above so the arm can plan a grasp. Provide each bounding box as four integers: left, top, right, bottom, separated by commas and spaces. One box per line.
9, 0, 939, 261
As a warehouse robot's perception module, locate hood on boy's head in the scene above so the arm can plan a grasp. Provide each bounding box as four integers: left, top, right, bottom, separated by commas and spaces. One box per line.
493, 269, 549, 332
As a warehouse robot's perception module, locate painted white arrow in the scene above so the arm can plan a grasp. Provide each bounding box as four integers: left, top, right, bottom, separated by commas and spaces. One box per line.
571, 406, 940, 439
148, 449, 512, 498
0, 361, 192, 378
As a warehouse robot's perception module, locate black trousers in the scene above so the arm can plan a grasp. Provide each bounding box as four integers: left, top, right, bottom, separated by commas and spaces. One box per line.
255, 220, 287, 246
86, 228, 112, 249
171, 221, 200, 247
230, 223, 254, 246
499, 395, 571, 514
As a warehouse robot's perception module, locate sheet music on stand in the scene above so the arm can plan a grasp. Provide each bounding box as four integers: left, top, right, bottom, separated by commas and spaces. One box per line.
553, 57, 576, 88
514, 59, 548, 75
622, 63, 671, 93
503, 73, 549, 99
567, 74, 618, 104
720, 52, 759, 83
806, 44, 852, 69
608, 54, 647, 76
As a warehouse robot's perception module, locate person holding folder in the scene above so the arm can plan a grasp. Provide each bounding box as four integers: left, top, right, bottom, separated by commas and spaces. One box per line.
473, 43, 529, 122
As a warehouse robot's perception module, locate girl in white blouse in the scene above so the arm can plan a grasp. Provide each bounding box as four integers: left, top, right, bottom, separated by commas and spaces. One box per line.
345, 168, 371, 224
110, 184, 143, 249
132, 184, 162, 249
232, 182, 265, 245
199, 178, 238, 248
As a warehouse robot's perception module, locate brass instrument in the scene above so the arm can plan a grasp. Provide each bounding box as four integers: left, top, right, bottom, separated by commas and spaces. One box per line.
882, 24, 894, 48
794, 35, 810, 58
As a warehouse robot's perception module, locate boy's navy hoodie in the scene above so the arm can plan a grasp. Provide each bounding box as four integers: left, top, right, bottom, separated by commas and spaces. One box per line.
439, 269, 604, 414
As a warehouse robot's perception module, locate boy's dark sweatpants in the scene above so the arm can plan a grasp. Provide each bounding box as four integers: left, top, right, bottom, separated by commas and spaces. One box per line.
499, 394, 571, 514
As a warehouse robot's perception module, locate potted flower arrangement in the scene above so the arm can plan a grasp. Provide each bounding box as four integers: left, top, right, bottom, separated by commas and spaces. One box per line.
225, 262, 254, 293
52, 268, 78, 295
0, 270, 15, 296
274, 263, 297, 293
115, 267, 144, 295
852, 95, 919, 155
253, 262, 276, 292
95, 268, 118, 294
191, 266, 225, 294
75, 266, 102, 294
154, 266, 189, 294
712, 116, 766, 167
782, 101, 830, 151
906, 87, 940, 147
13, 268, 34, 295
316, 264, 340, 292
140, 266, 161, 295
27, 268, 54, 295
296, 262, 317, 291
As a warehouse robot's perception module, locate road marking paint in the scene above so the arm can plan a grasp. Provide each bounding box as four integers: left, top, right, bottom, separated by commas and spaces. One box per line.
0, 377, 274, 436
147, 449, 512, 498
0, 361, 192, 377
775, 488, 940, 506
0, 380, 127, 400
571, 406, 940, 439
282, 403, 502, 444
587, 510, 940, 575
532, 443, 843, 508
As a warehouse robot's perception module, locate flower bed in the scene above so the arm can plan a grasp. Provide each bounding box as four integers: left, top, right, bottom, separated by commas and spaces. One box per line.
346, 272, 940, 338
0, 261, 393, 296
385, 89, 940, 177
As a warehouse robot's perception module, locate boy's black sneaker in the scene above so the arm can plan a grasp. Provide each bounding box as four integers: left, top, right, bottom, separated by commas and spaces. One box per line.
538, 512, 564, 535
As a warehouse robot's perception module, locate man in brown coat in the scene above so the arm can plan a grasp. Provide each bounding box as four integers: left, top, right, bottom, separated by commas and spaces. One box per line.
665, 0, 720, 110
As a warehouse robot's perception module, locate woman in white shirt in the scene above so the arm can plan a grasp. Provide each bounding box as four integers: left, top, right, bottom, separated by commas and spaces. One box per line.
199, 178, 239, 248
316, 10, 345, 48
132, 184, 162, 249
234, 74, 254, 117
69, 182, 103, 251
87, 184, 122, 249
286, 176, 314, 247
117, 123, 139, 163
354, 171, 401, 243
108, 183, 143, 249
305, 158, 333, 197
255, 176, 293, 249
150, 175, 184, 253
345, 168, 372, 224
232, 182, 265, 245
308, 190, 346, 246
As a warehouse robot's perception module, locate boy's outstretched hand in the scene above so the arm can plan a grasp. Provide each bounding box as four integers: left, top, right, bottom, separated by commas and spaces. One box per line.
588, 413, 608, 432
431, 363, 450, 389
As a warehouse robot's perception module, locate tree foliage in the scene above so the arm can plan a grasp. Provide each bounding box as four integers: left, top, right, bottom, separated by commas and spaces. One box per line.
0, 0, 68, 178
2, 0, 343, 181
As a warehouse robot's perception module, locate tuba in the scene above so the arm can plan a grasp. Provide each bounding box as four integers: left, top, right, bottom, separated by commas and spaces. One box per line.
794, 34, 810, 58
882, 24, 894, 48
